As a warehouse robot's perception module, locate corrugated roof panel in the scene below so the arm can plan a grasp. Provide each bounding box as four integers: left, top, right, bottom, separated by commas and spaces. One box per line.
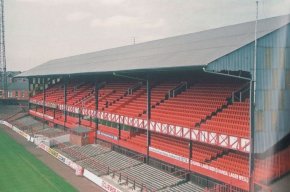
18, 14, 290, 77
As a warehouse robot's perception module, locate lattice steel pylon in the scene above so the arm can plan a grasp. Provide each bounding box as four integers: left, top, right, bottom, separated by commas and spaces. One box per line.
0, 0, 7, 99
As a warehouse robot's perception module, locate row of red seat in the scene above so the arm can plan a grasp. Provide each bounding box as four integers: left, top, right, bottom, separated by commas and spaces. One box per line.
149, 82, 240, 128
122, 131, 227, 164
98, 124, 130, 140
113, 82, 180, 117
104, 125, 251, 178
210, 152, 249, 177
31, 80, 250, 139
29, 107, 254, 185
200, 101, 250, 138
85, 82, 136, 110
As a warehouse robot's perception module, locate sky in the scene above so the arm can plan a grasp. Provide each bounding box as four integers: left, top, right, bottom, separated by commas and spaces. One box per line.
4, 0, 290, 71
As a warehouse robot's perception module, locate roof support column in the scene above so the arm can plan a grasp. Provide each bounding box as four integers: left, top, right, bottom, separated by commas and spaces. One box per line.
28, 78, 31, 110
94, 81, 101, 145
146, 78, 151, 164
250, 2, 258, 189
42, 78, 46, 115
64, 78, 67, 124
31, 78, 36, 98
112, 72, 149, 160
78, 113, 81, 126
94, 82, 99, 132
42, 77, 46, 129
203, 67, 253, 191
118, 123, 121, 140
188, 140, 193, 172
249, 80, 255, 192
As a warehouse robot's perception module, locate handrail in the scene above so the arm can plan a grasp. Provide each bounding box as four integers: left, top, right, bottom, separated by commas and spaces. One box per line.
106, 146, 183, 192
231, 82, 250, 102
112, 170, 154, 191
52, 139, 154, 191
73, 82, 85, 92
113, 146, 145, 161
77, 81, 106, 106
169, 81, 188, 98
78, 92, 94, 106
232, 82, 250, 96
205, 183, 248, 192
96, 81, 107, 90
111, 89, 146, 112
53, 140, 110, 174
128, 82, 143, 95
171, 169, 190, 179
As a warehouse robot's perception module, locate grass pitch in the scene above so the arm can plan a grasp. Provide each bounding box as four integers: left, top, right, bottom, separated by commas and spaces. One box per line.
0, 127, 77, 192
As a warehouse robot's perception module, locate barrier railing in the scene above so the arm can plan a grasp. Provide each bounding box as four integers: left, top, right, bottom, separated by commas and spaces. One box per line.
231, 82, 250, 102
111, 170, 154, 192
205, 183, 248, 192
128, 82, 143, 95
29, 107, 251, 153
169, 81, 188, 98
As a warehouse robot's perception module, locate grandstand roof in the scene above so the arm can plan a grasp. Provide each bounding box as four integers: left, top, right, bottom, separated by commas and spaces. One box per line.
18, 14, 290, 77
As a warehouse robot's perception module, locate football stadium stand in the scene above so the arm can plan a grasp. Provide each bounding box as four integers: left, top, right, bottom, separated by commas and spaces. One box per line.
9, 14, 290, 192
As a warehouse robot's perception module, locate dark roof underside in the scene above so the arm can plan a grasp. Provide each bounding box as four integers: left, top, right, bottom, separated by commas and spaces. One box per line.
18, 14, 290, 77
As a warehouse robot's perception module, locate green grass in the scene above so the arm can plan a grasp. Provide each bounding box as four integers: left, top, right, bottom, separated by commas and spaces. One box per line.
0, 127, 77, 192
